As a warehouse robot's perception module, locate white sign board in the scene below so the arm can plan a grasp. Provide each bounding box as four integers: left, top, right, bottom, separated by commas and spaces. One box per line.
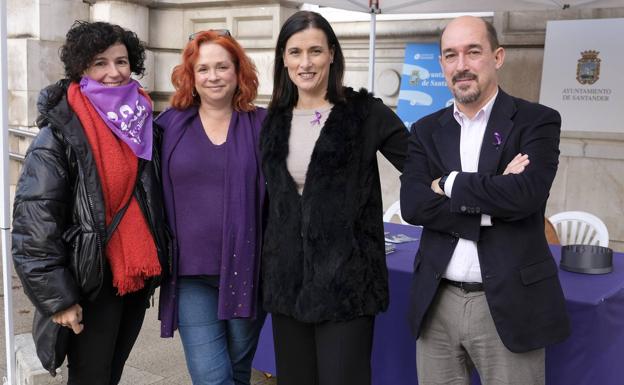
539, 18, 624, 133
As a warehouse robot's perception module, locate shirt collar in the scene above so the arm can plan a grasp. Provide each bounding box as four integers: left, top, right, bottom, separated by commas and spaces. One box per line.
453, 89, 499, 125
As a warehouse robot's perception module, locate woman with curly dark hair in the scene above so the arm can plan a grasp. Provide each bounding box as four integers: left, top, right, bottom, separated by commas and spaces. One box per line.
11, 21, 169, 384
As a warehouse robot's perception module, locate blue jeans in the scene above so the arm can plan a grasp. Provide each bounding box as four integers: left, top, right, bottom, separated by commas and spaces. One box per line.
177, 276, 265, 385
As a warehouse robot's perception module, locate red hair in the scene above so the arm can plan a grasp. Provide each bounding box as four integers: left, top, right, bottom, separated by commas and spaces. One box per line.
170, 31, 258, 111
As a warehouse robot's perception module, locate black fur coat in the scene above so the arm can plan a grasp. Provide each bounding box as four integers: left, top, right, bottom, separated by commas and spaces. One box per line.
260, 88, 408, 322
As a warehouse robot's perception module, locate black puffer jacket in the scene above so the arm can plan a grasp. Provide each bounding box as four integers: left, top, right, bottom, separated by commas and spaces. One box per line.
11, 80, 169, 371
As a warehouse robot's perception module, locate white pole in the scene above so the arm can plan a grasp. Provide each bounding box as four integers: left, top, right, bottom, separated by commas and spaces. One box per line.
367, 13, 376, 92
0, 0, 16, 383
367, 0, 380, 93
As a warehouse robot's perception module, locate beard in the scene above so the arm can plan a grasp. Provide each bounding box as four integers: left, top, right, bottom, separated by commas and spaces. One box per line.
451, 71, 480, 105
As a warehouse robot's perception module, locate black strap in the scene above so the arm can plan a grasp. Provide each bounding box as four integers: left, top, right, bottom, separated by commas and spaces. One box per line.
105, 160, 145, 244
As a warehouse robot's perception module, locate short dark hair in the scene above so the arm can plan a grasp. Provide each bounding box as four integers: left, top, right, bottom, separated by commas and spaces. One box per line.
483, 19, 500, 50
439, 18, 500, 52
60, 21, 146, 83
269, 11, 345, 110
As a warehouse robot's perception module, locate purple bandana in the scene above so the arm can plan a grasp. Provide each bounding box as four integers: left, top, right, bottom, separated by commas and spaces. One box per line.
80, 76, 153, 160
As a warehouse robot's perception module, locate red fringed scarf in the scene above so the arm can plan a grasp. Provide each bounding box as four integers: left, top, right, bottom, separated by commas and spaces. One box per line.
67, 82, 161, 295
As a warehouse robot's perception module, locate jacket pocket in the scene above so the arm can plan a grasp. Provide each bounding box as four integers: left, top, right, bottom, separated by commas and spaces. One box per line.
520, 259, 557, 286
62, 226, 83, 284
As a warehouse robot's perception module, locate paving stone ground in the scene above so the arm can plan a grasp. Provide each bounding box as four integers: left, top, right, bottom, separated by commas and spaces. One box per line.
0, 264, 277, 385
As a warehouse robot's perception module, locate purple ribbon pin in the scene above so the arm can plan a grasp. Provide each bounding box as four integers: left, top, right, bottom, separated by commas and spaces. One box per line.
493, 132, 502, 148
310, 111, 322, 126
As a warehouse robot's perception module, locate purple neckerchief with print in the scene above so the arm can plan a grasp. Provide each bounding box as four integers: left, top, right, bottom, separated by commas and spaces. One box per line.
80, 76, 153, 160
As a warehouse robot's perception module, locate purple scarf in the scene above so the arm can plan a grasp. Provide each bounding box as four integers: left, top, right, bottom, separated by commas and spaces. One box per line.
80, 76, 153, 160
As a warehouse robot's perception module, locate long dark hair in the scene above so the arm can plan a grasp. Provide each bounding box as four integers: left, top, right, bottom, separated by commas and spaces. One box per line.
269, 11, 345, 110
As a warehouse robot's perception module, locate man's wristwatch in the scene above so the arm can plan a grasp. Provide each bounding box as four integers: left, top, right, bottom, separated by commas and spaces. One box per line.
438, 174, 448, 193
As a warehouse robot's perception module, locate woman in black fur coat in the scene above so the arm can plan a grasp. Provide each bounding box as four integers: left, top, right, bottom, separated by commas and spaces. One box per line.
260, 10, 409, 385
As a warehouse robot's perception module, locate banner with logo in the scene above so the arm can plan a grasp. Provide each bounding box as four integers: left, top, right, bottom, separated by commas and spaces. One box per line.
539, 18, 624, 133
396, 43, 453, 129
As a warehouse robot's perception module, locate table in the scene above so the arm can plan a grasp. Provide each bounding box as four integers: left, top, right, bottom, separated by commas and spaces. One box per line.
252, 223, 624, 385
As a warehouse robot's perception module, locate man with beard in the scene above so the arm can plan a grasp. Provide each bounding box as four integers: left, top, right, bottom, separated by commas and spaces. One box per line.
400, 16, 570, 385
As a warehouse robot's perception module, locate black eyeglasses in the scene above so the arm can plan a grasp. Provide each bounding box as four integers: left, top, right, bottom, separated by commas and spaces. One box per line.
188, 29, 231, 41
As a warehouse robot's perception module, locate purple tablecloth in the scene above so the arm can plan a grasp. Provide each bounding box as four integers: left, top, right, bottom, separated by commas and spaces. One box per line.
253, 222, 624, 385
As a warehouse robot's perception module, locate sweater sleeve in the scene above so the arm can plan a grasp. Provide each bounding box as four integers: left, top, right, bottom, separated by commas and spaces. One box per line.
369, 98, 409, 172
12, 126, 81, 317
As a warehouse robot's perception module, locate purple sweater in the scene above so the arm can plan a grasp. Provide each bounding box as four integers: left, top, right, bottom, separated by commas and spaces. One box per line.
156, 106, 266, 338
169, 115, 226, 276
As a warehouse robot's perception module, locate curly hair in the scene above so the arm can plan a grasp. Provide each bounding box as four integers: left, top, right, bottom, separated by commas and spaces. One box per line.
170, 30, 258, 112
60, 20, 146, 83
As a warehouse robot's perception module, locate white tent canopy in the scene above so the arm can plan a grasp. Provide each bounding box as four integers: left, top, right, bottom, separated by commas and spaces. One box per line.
310, 0, 624, 14
307, 0, 624, 91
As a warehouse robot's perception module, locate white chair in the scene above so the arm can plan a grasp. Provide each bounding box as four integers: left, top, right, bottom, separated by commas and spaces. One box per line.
383, 200, 410, 225
549, 211, 609, 247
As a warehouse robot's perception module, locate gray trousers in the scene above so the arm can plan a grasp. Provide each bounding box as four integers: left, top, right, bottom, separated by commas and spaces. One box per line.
416, 283, 545, 385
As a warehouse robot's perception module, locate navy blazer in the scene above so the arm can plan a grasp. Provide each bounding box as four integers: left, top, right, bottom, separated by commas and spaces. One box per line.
400, 89, 570, 353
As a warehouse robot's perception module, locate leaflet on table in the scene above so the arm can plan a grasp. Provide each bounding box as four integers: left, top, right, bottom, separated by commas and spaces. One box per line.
385, 233, 419, 243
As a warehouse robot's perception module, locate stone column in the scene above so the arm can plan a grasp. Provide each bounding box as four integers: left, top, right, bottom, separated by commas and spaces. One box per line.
6, 0, 89, 214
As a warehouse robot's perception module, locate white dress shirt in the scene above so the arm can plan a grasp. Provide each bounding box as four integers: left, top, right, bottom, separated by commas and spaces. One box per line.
442, 91, 498, 283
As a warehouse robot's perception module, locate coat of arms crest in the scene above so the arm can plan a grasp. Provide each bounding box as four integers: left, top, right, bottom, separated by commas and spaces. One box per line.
409, 70, 421, 86
576, 50, 601, 85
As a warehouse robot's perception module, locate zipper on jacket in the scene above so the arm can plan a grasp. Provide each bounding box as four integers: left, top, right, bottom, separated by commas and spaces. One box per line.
63, 136, 105, 293
135, 179, 160, 264
133, 166, 166, 292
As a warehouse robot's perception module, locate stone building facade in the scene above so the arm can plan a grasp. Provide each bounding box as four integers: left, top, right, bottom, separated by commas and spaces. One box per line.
5, 0, 624, 250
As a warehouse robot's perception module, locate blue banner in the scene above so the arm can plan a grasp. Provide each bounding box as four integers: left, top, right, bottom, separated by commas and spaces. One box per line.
396, 43, 453, 129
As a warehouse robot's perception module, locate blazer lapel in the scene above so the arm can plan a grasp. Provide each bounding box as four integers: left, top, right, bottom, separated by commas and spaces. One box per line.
432, 106, 462, 172
478, 90, 516, 175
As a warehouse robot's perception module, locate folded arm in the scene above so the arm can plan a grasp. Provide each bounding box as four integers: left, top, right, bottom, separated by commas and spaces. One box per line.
400, 123, 481, 241
449, 109, 560, 221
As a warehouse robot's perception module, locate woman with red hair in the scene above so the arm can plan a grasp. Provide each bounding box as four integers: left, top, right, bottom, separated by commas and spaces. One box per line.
156, 30, 266, 385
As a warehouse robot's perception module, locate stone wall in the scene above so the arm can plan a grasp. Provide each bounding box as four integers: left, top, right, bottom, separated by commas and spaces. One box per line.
6, 0, 90, 221
145, 1, 298, 110
5, 1, 624, 250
